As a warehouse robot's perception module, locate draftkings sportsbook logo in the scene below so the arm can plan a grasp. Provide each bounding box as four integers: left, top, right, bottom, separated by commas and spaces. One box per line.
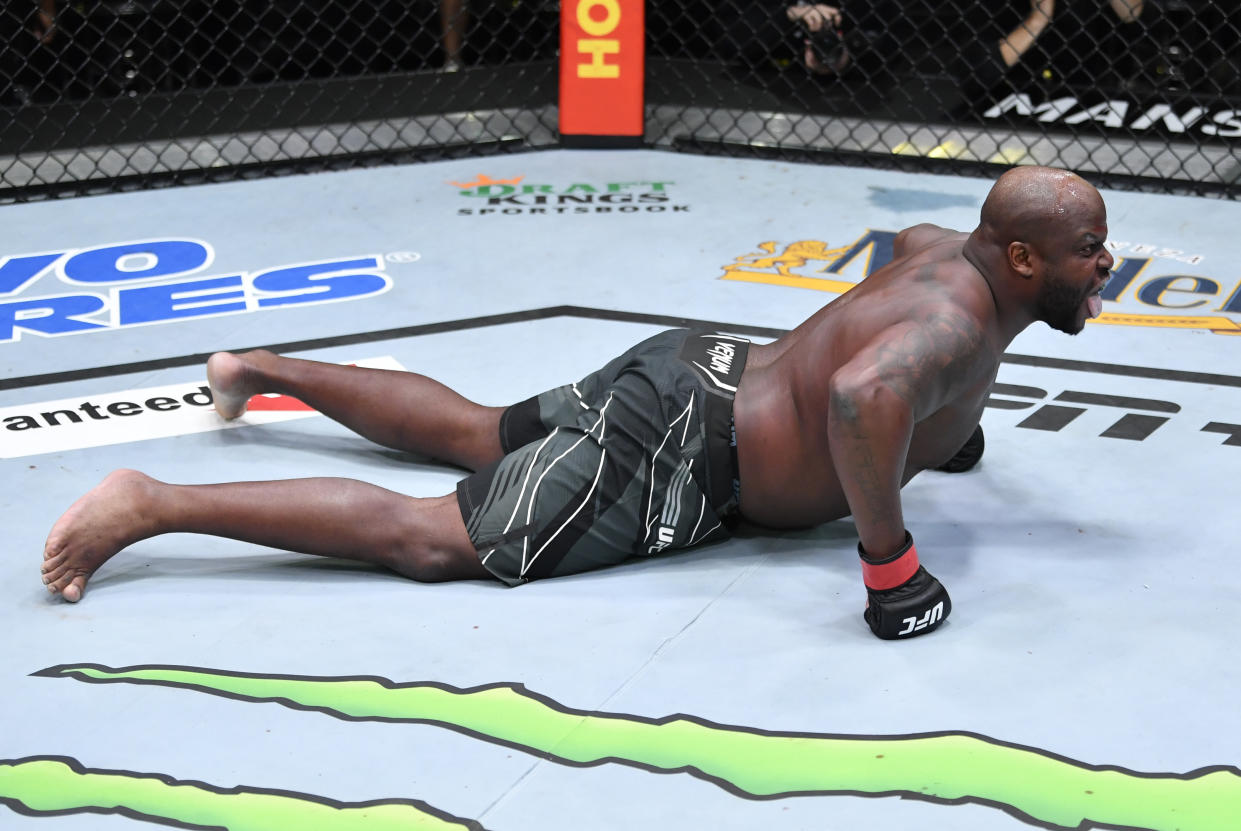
721, 231, 1241, 335
450, 174, 688, 216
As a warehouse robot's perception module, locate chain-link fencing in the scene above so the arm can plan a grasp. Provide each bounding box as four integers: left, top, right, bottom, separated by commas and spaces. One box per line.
648, 0, 1241, 194
1, 0, 559, 201
4, 1, 1241, 201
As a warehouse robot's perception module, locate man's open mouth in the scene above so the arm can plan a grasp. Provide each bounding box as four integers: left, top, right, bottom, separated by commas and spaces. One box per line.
1087, 285, 1105, 319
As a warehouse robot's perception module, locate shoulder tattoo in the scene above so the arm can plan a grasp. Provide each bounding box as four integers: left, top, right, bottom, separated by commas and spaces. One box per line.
873, 310, 986, 409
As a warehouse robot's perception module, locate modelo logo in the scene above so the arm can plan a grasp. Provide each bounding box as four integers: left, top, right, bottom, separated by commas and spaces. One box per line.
722, 232, 1241, 334
0, 238, 391, 343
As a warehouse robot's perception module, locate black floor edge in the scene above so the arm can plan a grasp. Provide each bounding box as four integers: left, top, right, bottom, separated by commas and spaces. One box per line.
2, 305, 1236, 393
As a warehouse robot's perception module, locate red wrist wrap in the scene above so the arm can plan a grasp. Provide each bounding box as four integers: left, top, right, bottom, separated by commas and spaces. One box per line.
859, 537, 919, 590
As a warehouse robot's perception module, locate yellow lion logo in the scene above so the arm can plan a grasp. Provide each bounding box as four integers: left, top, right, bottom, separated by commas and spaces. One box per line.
728, 240, 846, 276
721, 240, 858, 296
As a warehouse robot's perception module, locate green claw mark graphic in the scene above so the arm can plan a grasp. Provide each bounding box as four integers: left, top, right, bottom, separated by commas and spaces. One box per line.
0, 755, 481, 830
34, 663, 1241, 831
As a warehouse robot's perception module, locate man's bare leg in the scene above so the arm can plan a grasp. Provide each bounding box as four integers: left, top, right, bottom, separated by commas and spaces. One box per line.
207, 351, 505, 470
41, 469, 492, 603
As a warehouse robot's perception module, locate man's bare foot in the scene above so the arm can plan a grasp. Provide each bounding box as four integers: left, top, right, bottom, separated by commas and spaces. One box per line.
206, 351, 265, 420
42, 469, 162, 603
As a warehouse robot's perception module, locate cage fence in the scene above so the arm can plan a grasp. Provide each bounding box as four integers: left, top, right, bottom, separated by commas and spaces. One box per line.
1, 0, 561, 200
647, 0, 1241, 193
3, 0, 1240, 201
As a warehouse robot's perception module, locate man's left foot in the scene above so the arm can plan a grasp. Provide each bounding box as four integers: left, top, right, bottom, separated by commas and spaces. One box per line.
206, 351, 265, 420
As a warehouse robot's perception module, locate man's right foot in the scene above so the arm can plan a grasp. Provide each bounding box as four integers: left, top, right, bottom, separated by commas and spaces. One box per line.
206, 351, 263, 420
42, 469, 161, 603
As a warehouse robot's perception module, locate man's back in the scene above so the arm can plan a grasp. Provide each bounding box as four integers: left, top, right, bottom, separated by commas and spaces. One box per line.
733, 226, 1001, 529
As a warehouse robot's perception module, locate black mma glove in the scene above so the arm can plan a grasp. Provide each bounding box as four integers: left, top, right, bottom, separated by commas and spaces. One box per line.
936, 425, 984, 473
860, 532, 951, 640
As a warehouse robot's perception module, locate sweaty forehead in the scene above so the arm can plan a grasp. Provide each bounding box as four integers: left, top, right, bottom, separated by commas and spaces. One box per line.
1052, 176, 1096, 211
1053, 180, 1106, 227
983, 167, 1108, 242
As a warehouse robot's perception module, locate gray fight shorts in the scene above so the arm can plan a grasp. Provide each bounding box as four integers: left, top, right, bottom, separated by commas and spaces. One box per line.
455, 329, 748, 585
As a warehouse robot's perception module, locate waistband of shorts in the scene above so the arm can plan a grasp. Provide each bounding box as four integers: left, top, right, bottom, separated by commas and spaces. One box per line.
678, 332, 748, 397
700, 393, 742, 517
687, 334, 748, 515
730, 416, 741, 509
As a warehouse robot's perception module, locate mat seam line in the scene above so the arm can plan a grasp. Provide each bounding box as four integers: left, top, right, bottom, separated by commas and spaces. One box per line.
3, 306, 1236, 392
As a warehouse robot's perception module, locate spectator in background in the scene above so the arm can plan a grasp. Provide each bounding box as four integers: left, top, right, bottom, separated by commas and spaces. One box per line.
959, 0, 1145, 93
2, 0, 60, 104
32, 0, 57, 44
743, 0, 1148, 91
1002, 0, 1142, 67
785, 3, 848, 75
705, 2, 883, 78
441, 0, 468, 71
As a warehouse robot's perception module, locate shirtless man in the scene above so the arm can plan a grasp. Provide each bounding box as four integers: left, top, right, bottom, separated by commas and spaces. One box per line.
40, 166, 1114, 639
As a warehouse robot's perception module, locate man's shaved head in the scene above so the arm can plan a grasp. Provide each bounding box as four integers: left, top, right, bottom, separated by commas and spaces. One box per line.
961, 166, 1113, 336
977, 166, 1104, 249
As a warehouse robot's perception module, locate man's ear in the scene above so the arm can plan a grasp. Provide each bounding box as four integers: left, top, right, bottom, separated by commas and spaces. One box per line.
1008, 241, 1036, 278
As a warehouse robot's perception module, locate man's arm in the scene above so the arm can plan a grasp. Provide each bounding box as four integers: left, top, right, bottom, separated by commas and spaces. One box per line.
34, 0, 57, 44
1109, 0, 1142, 23
826, 312, 985, 556
827, 311, 987, 638
826, 357, 912, 559
998, 0, 1054, 68
785, 4, 842, 32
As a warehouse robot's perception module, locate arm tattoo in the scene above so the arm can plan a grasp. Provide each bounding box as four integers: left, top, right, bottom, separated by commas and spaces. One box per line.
872, 311, 985, 414
829, 382, 902, 529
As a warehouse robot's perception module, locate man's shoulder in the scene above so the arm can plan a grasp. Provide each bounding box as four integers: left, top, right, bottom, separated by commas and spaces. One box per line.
893, 223, 968, 258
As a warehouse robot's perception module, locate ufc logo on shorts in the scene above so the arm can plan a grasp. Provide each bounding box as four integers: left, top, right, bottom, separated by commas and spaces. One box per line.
647, 525, 675, 554
899, 602, 944, 636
